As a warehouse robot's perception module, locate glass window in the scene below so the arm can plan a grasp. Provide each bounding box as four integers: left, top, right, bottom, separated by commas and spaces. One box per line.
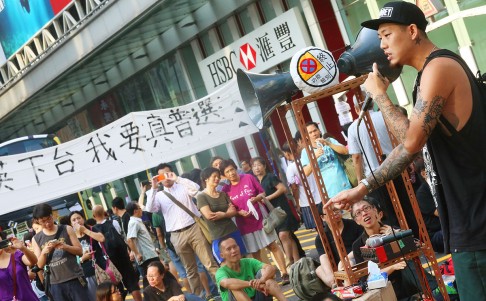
238, 7, 255, 34
335, 0, 371, 44
260, 0, 277, 22
181, 45, 208, 100
285, 0, 303, 11
196, 149, 213, 169
214, 144, 230, 160
218, 21, 235, 45
200, 32, 215, 56
149, 53, 193, 107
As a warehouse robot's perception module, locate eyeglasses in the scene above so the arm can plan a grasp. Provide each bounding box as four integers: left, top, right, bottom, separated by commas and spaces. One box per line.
36, 216, 53, 225
352, 205, 373, 219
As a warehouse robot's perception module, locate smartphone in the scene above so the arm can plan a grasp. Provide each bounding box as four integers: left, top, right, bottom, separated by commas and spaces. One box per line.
157, 174, 166, 182
0, 239, 11, 249
49, 239, 60, 245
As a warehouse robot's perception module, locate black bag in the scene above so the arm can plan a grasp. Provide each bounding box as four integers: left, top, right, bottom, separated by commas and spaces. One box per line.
94, 220, 127, 256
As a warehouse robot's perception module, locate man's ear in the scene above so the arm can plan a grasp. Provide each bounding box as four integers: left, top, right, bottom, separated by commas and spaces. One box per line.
409, 24, 421, 42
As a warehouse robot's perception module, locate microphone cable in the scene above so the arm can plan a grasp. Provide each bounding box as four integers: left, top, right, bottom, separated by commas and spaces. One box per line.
356, 112, 425, 300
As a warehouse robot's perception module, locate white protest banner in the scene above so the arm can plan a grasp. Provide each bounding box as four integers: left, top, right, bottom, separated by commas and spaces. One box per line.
0, 80, 258, 215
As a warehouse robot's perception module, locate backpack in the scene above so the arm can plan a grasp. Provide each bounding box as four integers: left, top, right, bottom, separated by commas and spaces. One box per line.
94, 220, 127, 256
289, 257, 330, 300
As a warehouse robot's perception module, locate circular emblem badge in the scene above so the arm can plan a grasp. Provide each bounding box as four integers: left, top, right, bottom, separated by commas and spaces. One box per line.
290, 47, 339, 94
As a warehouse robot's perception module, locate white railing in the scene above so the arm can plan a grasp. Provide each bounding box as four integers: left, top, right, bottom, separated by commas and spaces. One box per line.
0, 0, 112, 91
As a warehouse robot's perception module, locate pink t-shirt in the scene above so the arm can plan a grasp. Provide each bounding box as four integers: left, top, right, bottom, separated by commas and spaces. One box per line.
222, 174, 265, 235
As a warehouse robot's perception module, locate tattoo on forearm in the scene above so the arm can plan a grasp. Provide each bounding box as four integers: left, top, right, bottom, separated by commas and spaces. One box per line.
376, 96, 409, 142
368, 144, 417, 190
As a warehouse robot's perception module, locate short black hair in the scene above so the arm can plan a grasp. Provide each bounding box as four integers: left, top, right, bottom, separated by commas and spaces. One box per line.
282, 141, 291, 153
209, 156, 224, 167
305, 121, 319, 129
200, 167, 220, 189
0, 231, 7, 240
68, 211, 84, 226
125, 201, 139, 216
111, 197, 125, 210
250, 157, 266, 169
59, 216, 70, 225
294, 130, 302, 142
156, 163, 173, 173
32, 203, 53, 219
218, 236, 236, 250
219, 159, 238, 175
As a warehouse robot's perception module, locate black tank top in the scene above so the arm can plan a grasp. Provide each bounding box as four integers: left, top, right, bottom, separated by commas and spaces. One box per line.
414, 50, 486, 252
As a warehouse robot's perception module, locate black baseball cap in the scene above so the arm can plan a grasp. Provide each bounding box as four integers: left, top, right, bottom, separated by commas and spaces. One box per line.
361, 1, 428, 31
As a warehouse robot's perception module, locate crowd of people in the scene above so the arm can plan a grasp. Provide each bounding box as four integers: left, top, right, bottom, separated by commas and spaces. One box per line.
2, 2, 484, 301
0, 116, 452, 301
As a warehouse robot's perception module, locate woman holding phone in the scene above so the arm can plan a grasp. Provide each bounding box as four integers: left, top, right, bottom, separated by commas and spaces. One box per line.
0, 231, 40, 300
70, 211, 106, 301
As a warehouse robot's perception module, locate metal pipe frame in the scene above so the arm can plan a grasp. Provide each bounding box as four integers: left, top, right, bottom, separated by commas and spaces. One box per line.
275, 75, 448, 300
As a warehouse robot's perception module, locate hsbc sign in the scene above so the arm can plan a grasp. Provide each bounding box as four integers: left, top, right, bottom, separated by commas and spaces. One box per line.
198, 8, 311, 93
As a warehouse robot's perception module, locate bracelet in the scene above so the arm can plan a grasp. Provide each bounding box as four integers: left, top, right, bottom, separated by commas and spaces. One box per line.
359, 179, 373, 194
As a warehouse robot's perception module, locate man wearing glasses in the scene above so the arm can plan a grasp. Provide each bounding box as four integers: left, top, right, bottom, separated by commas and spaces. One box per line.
31, 203, 89, 301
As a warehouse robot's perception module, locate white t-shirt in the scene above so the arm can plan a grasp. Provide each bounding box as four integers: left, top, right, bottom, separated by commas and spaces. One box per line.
286, 161, 322, 207
347, 111, 393, 176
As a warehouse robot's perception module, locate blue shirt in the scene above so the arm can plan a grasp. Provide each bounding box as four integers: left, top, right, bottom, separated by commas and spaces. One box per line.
300, 138, 351, 198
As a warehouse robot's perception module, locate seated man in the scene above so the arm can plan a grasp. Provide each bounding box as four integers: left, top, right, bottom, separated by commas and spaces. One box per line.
216, 237, 287, 301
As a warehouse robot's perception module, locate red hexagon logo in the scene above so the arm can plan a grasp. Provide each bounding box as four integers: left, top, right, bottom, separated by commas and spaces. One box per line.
239, 43, 257, 70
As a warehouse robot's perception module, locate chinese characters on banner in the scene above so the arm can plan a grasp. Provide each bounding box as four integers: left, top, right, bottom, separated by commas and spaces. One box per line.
0, 80, 258, 215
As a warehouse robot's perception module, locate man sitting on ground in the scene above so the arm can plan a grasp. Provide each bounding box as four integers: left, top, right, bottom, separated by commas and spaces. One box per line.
216, 237, 287, 301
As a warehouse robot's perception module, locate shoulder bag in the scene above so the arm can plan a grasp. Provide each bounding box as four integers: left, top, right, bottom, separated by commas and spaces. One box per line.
262, 197, 287, 234
161, 190, 212, 243
90, 234, 122, 284
11, 253, 18, 301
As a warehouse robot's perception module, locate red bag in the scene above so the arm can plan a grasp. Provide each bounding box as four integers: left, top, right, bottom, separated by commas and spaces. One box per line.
440, 257, 455, 275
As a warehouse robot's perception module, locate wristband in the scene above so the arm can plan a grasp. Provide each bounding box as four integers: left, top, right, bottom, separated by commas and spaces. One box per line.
359, 179, 373, 194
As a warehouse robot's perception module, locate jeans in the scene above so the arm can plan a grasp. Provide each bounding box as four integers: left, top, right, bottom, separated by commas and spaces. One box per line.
49, 278, 90, 301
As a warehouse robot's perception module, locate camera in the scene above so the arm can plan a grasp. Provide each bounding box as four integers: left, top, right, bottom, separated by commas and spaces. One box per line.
0, 239, 12, 249
31, 265, 42, 273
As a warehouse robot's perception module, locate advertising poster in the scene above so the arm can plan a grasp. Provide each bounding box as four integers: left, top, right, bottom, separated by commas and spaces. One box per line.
0, 0, 71, 64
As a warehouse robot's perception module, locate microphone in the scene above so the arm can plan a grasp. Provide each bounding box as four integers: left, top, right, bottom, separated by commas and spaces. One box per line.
357, 95, 373, 124
366, 229, 413, 248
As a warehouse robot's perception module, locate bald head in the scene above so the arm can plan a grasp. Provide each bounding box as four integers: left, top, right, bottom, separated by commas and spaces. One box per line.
92, 205, 106, 221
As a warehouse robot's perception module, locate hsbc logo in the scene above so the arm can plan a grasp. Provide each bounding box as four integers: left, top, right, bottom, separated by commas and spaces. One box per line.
380, 7, 393, 18
204, 43, 259, 89
239, 43, 257, 70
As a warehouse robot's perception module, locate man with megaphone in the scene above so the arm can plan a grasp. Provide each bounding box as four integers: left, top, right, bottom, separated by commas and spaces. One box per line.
326, 2, 486, 301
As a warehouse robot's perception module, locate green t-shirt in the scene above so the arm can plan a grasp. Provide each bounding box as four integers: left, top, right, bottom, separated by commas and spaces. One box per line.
196, 191, 238, 240
216, 258, 264, 301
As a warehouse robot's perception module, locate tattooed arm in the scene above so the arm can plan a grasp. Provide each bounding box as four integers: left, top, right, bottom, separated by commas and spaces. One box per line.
362, 63, 410, 143
325, 60, 453, 209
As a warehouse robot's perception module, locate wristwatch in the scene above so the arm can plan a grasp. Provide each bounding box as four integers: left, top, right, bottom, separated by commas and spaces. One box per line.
359, 179, 373, 194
